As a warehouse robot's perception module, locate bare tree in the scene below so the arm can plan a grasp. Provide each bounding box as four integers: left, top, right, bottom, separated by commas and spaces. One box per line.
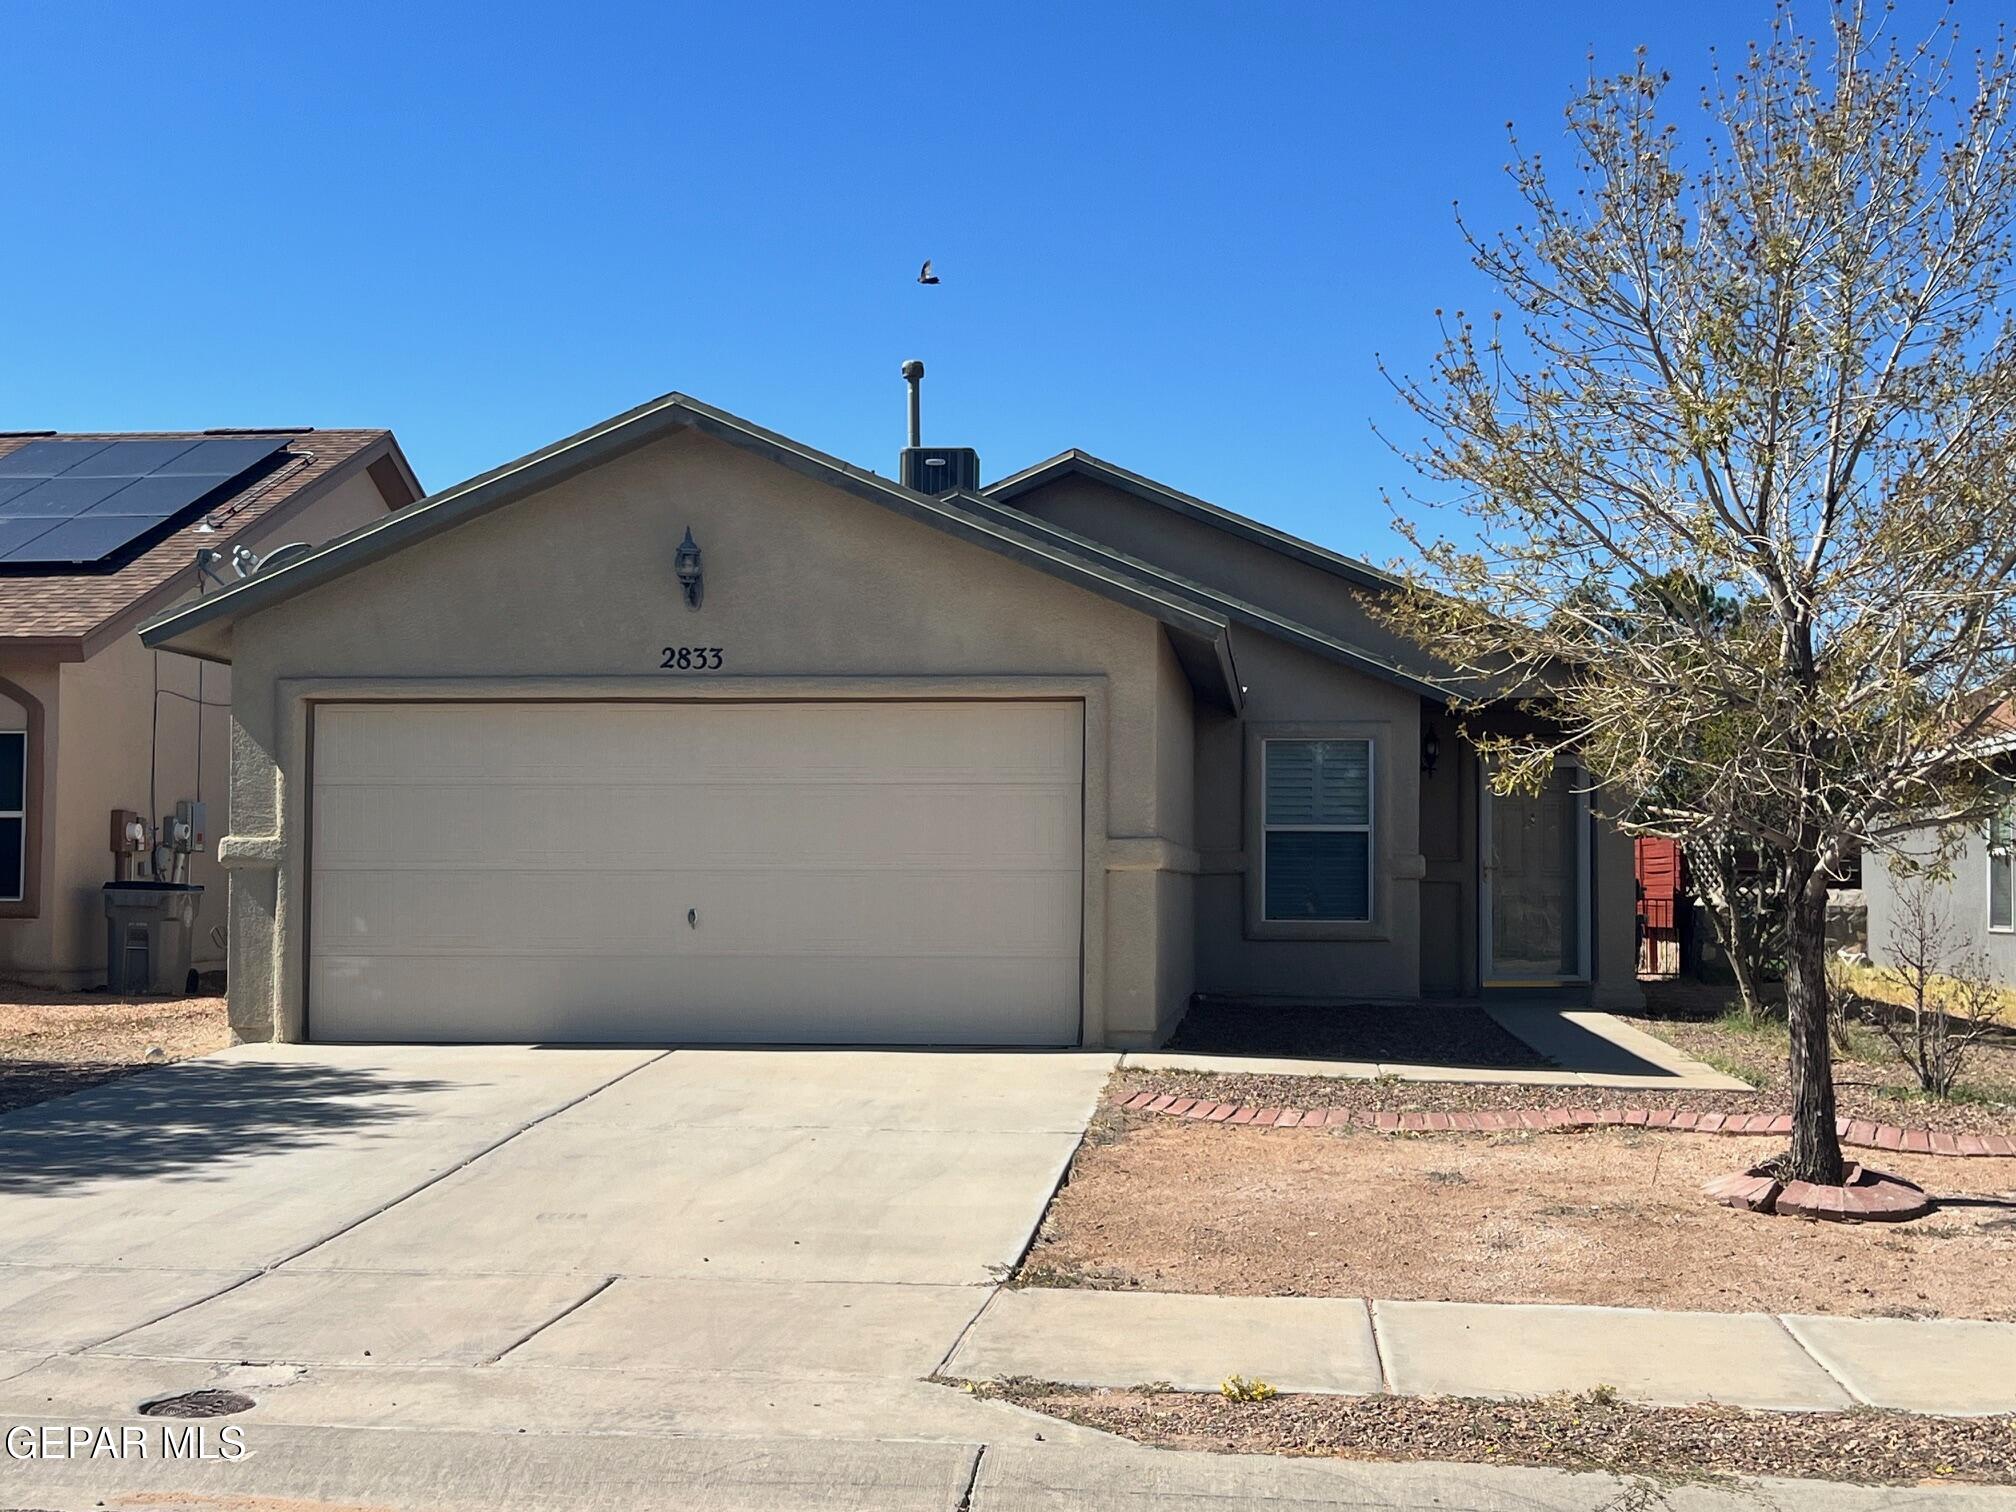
1869, 863, 2000, 1097
1382, 4, 2016, 1183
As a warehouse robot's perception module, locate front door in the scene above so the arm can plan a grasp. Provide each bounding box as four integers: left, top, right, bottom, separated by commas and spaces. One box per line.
1480, 763, 1590, 985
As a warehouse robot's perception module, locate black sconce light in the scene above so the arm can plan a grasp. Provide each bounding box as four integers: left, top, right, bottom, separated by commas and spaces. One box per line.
674, 527, 703, 609
1422, 725, 1441, 777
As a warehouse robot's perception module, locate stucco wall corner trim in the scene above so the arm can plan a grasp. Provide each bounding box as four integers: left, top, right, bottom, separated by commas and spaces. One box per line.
217, 834, 283, 870
1105, 837, 1201, 874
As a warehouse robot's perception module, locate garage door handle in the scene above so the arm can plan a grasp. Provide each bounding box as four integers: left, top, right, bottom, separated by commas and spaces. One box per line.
687, 908, 697, 928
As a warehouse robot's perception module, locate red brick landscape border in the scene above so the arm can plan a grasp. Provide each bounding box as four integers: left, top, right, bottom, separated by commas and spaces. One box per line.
1114, 1091, 2016, 1157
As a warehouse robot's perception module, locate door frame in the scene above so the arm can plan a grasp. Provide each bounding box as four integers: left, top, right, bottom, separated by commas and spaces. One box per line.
1477, 755, 1592, 987
266, 675, 1107, 1046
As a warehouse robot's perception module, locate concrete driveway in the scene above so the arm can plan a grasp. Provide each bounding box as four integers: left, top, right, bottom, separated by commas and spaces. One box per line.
1, 1043, 1960, 1512
0, 1044, 1109, 1357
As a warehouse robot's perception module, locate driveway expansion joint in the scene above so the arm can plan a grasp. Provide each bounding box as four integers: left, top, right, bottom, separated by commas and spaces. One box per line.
73, 1050, 675, 1357
484, 1272, 621, 1364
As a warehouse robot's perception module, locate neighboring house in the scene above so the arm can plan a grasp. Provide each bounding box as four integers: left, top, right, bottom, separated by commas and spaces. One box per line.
1865, 711, 2016, 987
141, 385, 1641, 1048
0, 429, 421, 988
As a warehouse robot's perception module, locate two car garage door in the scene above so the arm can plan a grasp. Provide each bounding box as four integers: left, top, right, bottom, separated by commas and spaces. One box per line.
307, 700, 1084, 1045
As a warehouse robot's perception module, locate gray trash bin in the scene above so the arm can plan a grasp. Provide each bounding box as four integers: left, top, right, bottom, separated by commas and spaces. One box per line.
102, 882, 204, 995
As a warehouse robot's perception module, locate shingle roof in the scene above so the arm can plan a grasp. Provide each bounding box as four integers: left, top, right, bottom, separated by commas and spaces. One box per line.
0, 429, 399, 646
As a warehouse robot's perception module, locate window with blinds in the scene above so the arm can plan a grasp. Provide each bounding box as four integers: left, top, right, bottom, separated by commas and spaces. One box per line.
1990, 803, 2014, 933
0, 731, 22, 904
1263, 738, 1372, 922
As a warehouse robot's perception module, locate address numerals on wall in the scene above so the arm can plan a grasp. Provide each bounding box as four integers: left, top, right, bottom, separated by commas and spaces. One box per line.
660, 646, 725, 671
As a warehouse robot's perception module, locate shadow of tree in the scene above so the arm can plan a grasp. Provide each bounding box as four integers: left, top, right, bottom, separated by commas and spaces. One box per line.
0, 1058, 154, 1115
0, 1058, 459, 1195
1168, 1000, 1559, 1071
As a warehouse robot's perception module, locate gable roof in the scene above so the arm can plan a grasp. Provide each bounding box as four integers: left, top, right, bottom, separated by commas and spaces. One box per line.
138, 394, 1244, 711
985, 450, 1405, 596
952, 490, 1453, 701
0, 429, 418, 659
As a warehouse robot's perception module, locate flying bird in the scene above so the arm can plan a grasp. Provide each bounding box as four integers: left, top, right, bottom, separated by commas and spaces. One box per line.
917, 259, 940, 285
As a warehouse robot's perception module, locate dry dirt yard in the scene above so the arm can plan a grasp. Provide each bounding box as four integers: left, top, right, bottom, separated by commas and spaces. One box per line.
0, 989, 228, 1114
1024, 1103, 2016, 1320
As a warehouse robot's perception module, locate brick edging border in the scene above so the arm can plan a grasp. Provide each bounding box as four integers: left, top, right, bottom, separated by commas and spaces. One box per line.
1115, 1091, 2015, 1157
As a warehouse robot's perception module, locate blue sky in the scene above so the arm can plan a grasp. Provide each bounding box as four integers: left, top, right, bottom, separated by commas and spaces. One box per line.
0, 2, 1969, 566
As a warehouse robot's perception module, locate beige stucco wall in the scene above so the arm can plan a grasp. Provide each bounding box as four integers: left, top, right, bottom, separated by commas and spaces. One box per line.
0, 465, 394, 988
221, 429, 1195, 1046
1015, 470, 1641, 1010
1193, 632, 1428, 1000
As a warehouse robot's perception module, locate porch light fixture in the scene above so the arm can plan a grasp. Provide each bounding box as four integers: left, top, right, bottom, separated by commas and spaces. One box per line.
1421, 726, 1440, 777
674, 527, 703, 609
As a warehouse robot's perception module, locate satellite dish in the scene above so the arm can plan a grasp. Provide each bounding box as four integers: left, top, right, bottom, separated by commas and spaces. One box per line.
254, 542, 316, 575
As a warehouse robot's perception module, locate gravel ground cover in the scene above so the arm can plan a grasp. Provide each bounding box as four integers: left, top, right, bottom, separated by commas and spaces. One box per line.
973, 1380, 2016, 1487
1167, 998, 1550, 1068
0, 990, 228, 1114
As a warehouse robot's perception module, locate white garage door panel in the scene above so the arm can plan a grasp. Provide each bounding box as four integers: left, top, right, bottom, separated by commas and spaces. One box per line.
312, 782, 1079, 871
308, 701, 1084, 1045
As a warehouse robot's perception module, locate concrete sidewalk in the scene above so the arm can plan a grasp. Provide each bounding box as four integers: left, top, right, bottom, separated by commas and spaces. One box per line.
948, 1288, 2016, 1417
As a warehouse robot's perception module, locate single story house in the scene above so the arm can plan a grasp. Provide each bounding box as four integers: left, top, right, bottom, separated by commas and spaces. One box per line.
140, 383, 1641, 1046
0, 429, 420, 988
1865, 711, 2016, 988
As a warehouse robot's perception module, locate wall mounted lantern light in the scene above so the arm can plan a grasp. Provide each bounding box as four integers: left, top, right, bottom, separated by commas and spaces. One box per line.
674, 527, 703, 609
1421, 726, 1441, 777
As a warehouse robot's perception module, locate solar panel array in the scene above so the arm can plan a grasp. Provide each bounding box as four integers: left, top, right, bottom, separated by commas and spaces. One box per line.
0, 436, 293, 568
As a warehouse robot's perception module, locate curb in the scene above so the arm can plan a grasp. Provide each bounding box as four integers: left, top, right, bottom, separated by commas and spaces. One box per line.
1114, 1091, 2016, 1157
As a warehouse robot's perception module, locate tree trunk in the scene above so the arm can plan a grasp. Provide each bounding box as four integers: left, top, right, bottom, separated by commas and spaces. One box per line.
1782, 861, 1845, 1185
1713, 871, 1767, 1019
1688, 844, 1766, 1019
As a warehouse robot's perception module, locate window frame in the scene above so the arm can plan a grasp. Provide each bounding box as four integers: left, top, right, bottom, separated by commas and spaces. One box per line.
1242, 722, 1389, 942
0, 675, 41, 920
1988, 802, 2015, 934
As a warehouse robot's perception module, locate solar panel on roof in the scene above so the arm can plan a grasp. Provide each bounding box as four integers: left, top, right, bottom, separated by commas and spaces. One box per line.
0, 440, 109, 478
0, 434, 292, 569
3, 475, 143, 518
61, 439, 201, 476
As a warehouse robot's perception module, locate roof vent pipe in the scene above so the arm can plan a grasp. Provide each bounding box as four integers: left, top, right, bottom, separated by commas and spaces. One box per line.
897, 359, 981, 495
901, 359, 924, 447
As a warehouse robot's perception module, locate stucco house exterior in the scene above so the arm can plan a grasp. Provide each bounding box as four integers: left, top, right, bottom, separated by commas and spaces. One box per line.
140, 387, 1641, 1047
0, 429, 420, 988
1864, 714, 2016, 989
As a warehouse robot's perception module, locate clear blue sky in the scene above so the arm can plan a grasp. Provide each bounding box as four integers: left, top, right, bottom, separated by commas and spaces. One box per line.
0, 2, 1973, 566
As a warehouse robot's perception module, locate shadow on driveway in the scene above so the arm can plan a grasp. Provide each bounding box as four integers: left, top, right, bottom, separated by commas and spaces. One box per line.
0, 1057, 458, 1195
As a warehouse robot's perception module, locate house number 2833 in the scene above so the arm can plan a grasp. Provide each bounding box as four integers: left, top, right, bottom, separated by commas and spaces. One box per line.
660, 646, 724, 670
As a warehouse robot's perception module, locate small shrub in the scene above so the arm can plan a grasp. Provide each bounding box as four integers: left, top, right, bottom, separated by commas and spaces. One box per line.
1219, 1374, 1278, 1402
1872, 874, 2001, 1098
